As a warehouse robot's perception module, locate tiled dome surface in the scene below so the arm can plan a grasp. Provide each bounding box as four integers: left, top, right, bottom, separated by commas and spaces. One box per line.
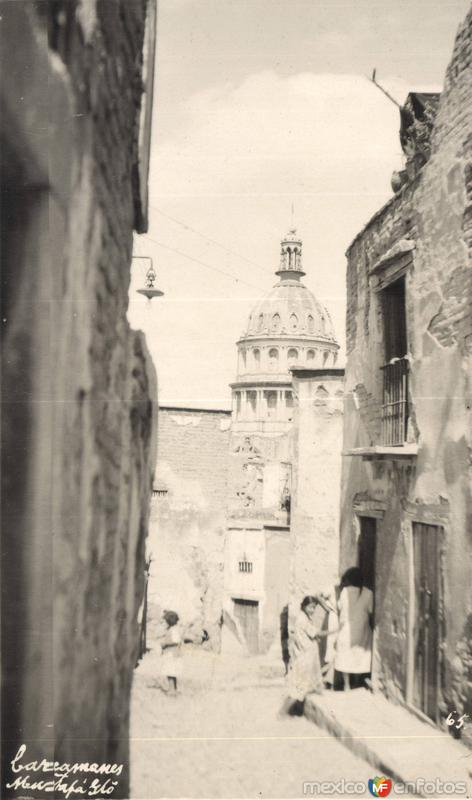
243, 279, 337, 343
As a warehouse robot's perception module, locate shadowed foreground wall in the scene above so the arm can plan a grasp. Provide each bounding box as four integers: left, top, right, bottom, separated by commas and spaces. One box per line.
1, 2, 157, 796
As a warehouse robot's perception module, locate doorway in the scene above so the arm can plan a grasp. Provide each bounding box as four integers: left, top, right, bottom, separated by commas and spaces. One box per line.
412, 523, 440, 721
233, 598, 259, 654
358, 516, 376, 593
357, 517, 376, 678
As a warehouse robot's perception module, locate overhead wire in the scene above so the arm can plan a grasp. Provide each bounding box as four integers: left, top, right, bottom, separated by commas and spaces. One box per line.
139, 232, 267, 293
149, 205, 274, 277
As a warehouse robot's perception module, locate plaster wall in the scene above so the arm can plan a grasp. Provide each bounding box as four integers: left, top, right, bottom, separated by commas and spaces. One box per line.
289, 371, 344, 613
341, 8, 472, 729
223, 524, 290, 655
148, 408, 231, 647
224, 526, 266, 601
264, 529, 291, 654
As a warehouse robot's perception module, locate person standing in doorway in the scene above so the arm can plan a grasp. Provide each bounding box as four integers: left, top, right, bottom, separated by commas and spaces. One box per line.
334, 567, 373, 690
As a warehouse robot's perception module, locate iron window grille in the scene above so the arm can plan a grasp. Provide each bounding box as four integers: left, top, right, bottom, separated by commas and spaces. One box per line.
381, 357, 409, 445
380, 276, 409, 445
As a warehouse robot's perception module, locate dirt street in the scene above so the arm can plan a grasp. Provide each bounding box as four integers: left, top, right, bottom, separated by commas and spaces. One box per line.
130, 647, 374, 798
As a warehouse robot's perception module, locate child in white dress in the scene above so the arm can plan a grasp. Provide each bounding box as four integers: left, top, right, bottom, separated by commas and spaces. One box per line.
158, 610, 183, 694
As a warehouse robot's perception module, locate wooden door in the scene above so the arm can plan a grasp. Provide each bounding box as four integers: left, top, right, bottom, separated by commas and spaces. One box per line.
233, 598, 259, 654
413, 523, 440, 721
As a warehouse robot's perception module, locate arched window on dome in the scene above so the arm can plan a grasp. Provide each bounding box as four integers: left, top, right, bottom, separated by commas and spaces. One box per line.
253, 348, 260, 369
323, 350, 329, 365
241, 349, 247, 370
247, 390, 257, 418
288, 348, 298, 365
289, 313, 298, 331
307, 349, 315, 363
271, 313, 281, 333
268, 348, 279, 370
307, 314, 315, 334
257, 313, 264, 332
320, 314, 326, 334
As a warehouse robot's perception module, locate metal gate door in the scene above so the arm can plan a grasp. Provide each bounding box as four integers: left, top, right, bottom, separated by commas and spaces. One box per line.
233, 598, 259, 654
413, 523, 440, 721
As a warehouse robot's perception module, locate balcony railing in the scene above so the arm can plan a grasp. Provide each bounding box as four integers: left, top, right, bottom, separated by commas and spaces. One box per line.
381, 357, 409, 446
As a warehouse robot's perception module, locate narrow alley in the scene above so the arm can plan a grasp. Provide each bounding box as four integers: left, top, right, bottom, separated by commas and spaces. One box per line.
130, 648, 374, 799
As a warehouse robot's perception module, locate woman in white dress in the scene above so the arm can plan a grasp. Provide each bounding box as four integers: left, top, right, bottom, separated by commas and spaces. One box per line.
334, 567, 373, 690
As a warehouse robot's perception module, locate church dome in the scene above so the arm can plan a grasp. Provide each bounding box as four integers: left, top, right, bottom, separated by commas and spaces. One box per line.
244, 281, 336, 342
231, 229, 339, 430
241, 229, 337, 345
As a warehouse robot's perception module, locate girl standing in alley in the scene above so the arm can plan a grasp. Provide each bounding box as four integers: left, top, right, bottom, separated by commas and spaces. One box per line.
158, 610, 183, 695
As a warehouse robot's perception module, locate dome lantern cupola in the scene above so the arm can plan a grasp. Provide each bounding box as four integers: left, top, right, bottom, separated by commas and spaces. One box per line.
276, 229, 305, 281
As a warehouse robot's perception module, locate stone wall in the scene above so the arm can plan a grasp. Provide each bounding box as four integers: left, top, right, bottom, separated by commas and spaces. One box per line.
341, 8, 472, 732
289, 369, 344, 611
147, 407, 231, 647
1, 2, 157, 796
227, 431, 292, 521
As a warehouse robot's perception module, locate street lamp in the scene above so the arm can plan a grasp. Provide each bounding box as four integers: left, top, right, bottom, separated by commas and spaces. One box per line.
135, 256, 164, 300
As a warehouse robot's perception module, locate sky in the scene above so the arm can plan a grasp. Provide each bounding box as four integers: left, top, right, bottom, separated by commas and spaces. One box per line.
128, 0, 470, 409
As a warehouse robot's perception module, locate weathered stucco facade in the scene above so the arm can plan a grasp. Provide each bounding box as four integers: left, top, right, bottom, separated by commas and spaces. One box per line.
341, 9, 471, 735
1, 2, 157, 796
147, 407, 231, 647
289, 368, 345, 612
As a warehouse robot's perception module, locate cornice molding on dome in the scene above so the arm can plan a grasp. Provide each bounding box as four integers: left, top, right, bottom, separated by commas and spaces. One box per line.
273, 278, 307, 288
236, 332, 340, 350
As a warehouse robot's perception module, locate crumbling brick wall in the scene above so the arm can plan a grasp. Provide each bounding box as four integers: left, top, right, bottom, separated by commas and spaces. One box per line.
1, 2, 157, 796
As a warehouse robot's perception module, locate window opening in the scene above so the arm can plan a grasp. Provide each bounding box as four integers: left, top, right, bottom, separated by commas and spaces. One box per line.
380, 276, 408, 445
